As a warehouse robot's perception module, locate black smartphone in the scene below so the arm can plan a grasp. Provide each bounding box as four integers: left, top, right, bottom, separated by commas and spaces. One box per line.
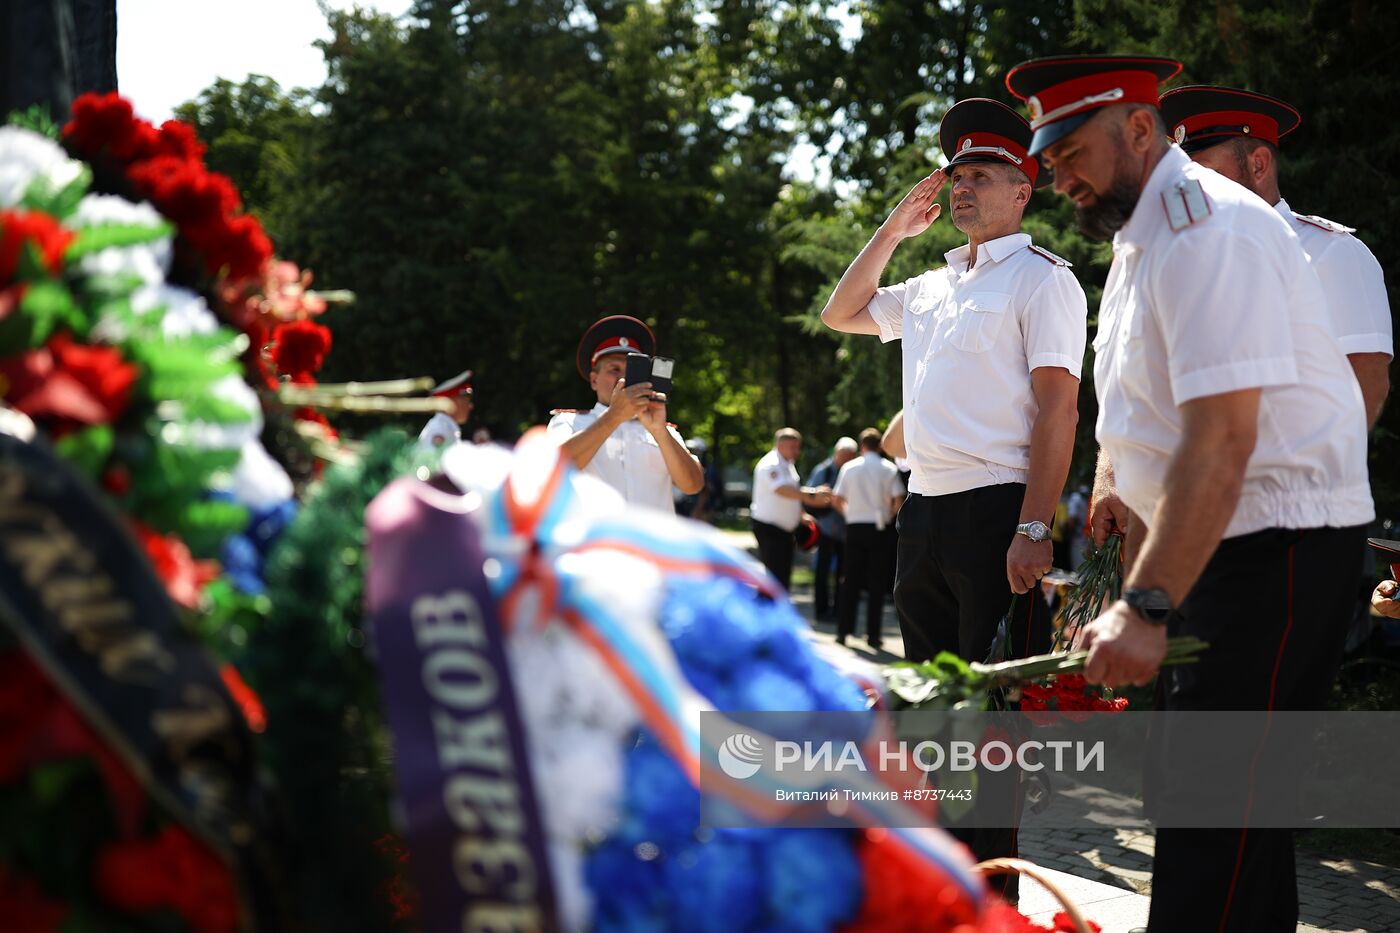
624, 352, 674, 400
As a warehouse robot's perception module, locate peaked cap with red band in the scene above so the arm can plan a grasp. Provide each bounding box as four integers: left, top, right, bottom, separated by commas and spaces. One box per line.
1006, 55, 1183, 156
431, 369, 473, 397
939, 97, 1049, 188
1159, 85, 1301, 154
576, 314, 656, 381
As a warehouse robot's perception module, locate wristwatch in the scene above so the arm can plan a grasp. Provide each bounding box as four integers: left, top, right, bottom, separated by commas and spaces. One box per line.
1015, 520, 1051, 543
1124, 587, 1178, 626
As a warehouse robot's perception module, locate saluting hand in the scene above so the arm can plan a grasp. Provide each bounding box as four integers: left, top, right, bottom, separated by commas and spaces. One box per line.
881, 169, 947, 241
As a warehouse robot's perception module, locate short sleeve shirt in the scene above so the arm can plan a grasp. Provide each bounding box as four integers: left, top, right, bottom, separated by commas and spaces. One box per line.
833, 452, 906, 528
1094, 146, 1373, 538
865, 232, 1088, 497
417, 412, 460, 450
546, 403, 684, 513
1274, 199, 1392, 358
750, 448, 802, 531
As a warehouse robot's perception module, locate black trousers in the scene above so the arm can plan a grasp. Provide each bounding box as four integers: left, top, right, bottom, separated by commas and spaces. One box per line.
813, 533, 844, 617
838, 524, 895, 644
894, 483, 1051, 664
1145, 525, 1365, 933
752, 519, 795, 590
894, 483, 1051, 898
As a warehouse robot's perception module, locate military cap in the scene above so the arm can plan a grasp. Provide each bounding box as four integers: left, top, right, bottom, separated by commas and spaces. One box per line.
431, 369, 473, 397
1159, 85, 1301, 154
1005, 55, 1183, 155
575, 315, 656, 381
940, 97, 1050, 188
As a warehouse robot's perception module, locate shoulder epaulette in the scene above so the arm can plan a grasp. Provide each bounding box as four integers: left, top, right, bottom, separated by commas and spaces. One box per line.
1161, 179, 1211, 232
549, 408, 583, 416
1027, 244, 1072, 267
1292, 212, 1355, 235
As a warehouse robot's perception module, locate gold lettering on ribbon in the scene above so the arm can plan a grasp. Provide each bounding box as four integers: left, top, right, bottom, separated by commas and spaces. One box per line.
464, 903, 542, 933
409, 589, 546, 924
453, 836, 537, 901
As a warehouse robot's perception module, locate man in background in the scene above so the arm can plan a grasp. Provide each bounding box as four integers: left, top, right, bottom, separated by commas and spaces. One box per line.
832, 429, 905, 650
807, 436, 858, 619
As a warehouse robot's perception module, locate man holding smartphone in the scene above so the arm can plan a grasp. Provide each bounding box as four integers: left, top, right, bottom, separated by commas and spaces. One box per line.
548, 315, 704, 513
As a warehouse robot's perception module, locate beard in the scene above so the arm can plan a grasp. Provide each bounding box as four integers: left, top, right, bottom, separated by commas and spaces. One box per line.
1072, 145, 1143, 241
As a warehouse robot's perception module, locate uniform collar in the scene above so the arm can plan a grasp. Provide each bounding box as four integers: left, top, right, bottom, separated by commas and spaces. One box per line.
1114, 144, 1190, 251
943, 231, 1031, 271
1273, 197, 1291, 220
591, 401, 609, 416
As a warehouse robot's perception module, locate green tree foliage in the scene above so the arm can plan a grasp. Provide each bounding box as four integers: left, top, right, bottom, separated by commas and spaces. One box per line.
176, 0, 1398, 509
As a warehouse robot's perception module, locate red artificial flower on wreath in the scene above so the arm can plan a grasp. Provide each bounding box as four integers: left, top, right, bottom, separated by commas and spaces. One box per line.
374, 834, 420, 922
0, 332, 138, 437
0, 649, 146, 831
0, 209, 74, 284
271, 319, 332, 380
129, 157, 240, 230
96, 824, 240, 933
218, 663, 266, 734
218, 214, 274, 283
840, 829, 981, 933
0, 866, 68, 933
63, 92, 160, 166
130, 522, 219, 610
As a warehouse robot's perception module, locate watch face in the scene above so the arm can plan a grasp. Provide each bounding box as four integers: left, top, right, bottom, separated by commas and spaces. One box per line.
1026, 521, 1049, 541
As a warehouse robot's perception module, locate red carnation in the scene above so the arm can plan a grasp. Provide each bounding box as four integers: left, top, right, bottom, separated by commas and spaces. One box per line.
0, 866, 68, 933
155, 119, 207, 162
130, 157, 238, 229
219, 214, 272, 283
0, 210, 74, 284
96, 824, 240, 933
0, 333, 138, 437
0, 650, 146, 830
271, 319, 332, 379
841, 829, 980, 933
130, 522, 217, 609
63, 92, 160, 165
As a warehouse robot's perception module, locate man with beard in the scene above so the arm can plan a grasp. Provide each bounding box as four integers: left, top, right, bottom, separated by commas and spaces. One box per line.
1007, 55, 1373, 932
1159, 85, 1391, 425
820, 98, 1086, 669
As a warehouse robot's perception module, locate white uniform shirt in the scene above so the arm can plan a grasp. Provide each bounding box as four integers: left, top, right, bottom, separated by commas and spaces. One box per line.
546, 403, 684, 513
865, 232, 1088, 497
1094, 145, 1373, 539
750, 448, 802, 531
833, 451, 906, 529
1273, 198, 1392, 358
417, 412, 460, 450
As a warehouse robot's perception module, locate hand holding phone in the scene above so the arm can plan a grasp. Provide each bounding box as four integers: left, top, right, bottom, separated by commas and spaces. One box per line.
625, 352, 674, 401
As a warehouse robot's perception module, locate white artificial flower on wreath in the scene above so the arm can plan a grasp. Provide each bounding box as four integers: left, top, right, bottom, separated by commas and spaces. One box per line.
71, 193, 172, 287
0, 126, 85, 208
130, 283, 219, 340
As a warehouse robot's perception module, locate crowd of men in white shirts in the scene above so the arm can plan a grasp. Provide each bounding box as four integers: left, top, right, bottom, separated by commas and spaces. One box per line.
425, 51, 1398, 931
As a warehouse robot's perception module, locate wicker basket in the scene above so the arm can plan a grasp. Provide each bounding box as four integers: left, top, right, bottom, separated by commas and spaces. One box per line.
973, 858, 1093, 933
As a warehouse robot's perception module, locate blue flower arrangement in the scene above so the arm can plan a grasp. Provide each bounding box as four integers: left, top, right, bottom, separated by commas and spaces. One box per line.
584, 577, 868, 932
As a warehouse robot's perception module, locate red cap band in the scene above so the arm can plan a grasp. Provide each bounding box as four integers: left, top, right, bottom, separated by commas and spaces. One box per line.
590, 335, 640, 364
1174, 109, 1280, 146
1027, 70, 1163, 130
953, 131, 1038, 184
